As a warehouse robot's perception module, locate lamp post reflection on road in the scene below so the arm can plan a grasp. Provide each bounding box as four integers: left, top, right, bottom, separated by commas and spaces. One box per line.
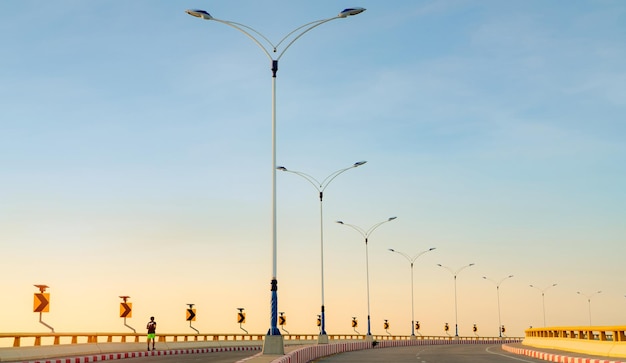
482, 275, 513, 338
388, 247, 436, 337
337, 217, 397, 337
185, 7, 365, 354
530, 283, 557, 327
277, 161, 366, 343
437, 263, 475, 338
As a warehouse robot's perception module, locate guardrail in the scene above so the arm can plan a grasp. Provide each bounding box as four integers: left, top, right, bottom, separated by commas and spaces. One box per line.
524, 326, 626, 358
526, 326, 626, 341
0, 332, 517, 348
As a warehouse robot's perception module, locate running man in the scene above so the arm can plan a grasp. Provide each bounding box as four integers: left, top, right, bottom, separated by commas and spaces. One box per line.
146, 316, 157, 351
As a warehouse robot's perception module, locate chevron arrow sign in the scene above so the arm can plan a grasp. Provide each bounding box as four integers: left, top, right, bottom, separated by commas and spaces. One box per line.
119, 302, 132, 318
33, 293, 50, 313
186, 308, 196, 321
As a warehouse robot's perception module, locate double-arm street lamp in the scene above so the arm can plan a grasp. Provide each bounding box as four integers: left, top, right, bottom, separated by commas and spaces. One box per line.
277, 161, 367, 343
388, 247, 436, 337
438, 263, 475, 338
336, 217, 397, 337
530, 283, 557, 327
483, 275, 513, 338
185, 7, 365, 354
577, 290, 601, 326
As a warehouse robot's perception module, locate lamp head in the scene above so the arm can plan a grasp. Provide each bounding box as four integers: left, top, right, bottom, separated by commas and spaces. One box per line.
276, 166, 288, 171
338, 7, 366, 18
388, 216, 397, 221
354, 161, 367, 167
388, 248, 395, 252
336, 220, 344, 224
186, 9, 213, 20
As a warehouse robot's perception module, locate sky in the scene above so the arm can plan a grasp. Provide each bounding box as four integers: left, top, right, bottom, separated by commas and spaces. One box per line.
1, 0, 625, 343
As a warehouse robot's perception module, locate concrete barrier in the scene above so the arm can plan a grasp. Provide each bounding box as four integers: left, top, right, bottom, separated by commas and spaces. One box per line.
523, 326, 626, 359
0, 342, 264, 362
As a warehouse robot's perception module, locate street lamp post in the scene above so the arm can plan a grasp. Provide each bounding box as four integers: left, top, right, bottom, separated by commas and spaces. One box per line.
482, 275, 513, 338
577, 290, 601, 326
336, 217, 397, 337
530, 283, 557, 327
185, 7, 365, 354
437, 263, 475, 338
277, 161, 367, 343
388, 247, 436, 337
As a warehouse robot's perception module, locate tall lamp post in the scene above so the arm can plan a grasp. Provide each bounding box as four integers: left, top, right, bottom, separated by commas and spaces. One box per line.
185, 7, 366, 354
437, 263, 475, 338
277, 161, 367, 343
482, 275, 513, 338
530, 283, 557, 327
388, 247, 436, 337
336, 217, 397, 337
577, 290, 601, 326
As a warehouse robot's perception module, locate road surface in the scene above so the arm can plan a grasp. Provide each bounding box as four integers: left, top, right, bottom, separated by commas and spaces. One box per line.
313, 344, 548, 363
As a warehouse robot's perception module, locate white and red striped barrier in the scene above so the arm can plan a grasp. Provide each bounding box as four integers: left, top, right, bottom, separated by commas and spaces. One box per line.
503, 344, 625, 363
16, 346, 262, 363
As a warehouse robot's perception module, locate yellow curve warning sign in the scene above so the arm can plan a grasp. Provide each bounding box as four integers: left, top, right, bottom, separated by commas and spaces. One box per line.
33, 293, 50, 313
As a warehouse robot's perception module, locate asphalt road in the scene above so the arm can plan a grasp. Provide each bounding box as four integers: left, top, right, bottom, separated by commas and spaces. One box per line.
313, 344, 549, 363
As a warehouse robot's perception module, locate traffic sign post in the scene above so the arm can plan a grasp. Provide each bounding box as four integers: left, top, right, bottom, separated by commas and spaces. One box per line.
33, 285, 54, 332
119, 296, 135, 333
186, 304, 199, 334
351, 317, 359, 335
279, 312, 289, 334
237, 308, 248, 334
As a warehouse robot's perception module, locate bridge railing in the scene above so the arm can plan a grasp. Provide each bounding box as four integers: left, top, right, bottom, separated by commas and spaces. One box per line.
524, 326, 626, 359
525, 326, 626, 341
0, 332, 517, 348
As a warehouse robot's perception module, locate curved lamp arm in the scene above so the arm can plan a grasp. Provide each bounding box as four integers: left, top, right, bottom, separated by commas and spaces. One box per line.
389, 247, 436, 265
185, 8, 366, 62
277, 161, 366, 195
337, 216, 396, 240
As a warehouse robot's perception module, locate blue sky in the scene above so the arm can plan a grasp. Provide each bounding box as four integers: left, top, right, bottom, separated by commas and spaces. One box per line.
1, 1, 625, 339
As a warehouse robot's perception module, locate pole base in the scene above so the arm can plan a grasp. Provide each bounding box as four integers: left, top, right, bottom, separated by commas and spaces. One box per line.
365, 335, 374, 342
318, 334, 329, 344
262, 334, 285, 355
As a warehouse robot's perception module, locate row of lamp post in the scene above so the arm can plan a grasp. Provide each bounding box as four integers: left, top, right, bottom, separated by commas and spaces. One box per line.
184, 6, 366, 355
277, 161, 367, 343
182, 5, 604, 352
